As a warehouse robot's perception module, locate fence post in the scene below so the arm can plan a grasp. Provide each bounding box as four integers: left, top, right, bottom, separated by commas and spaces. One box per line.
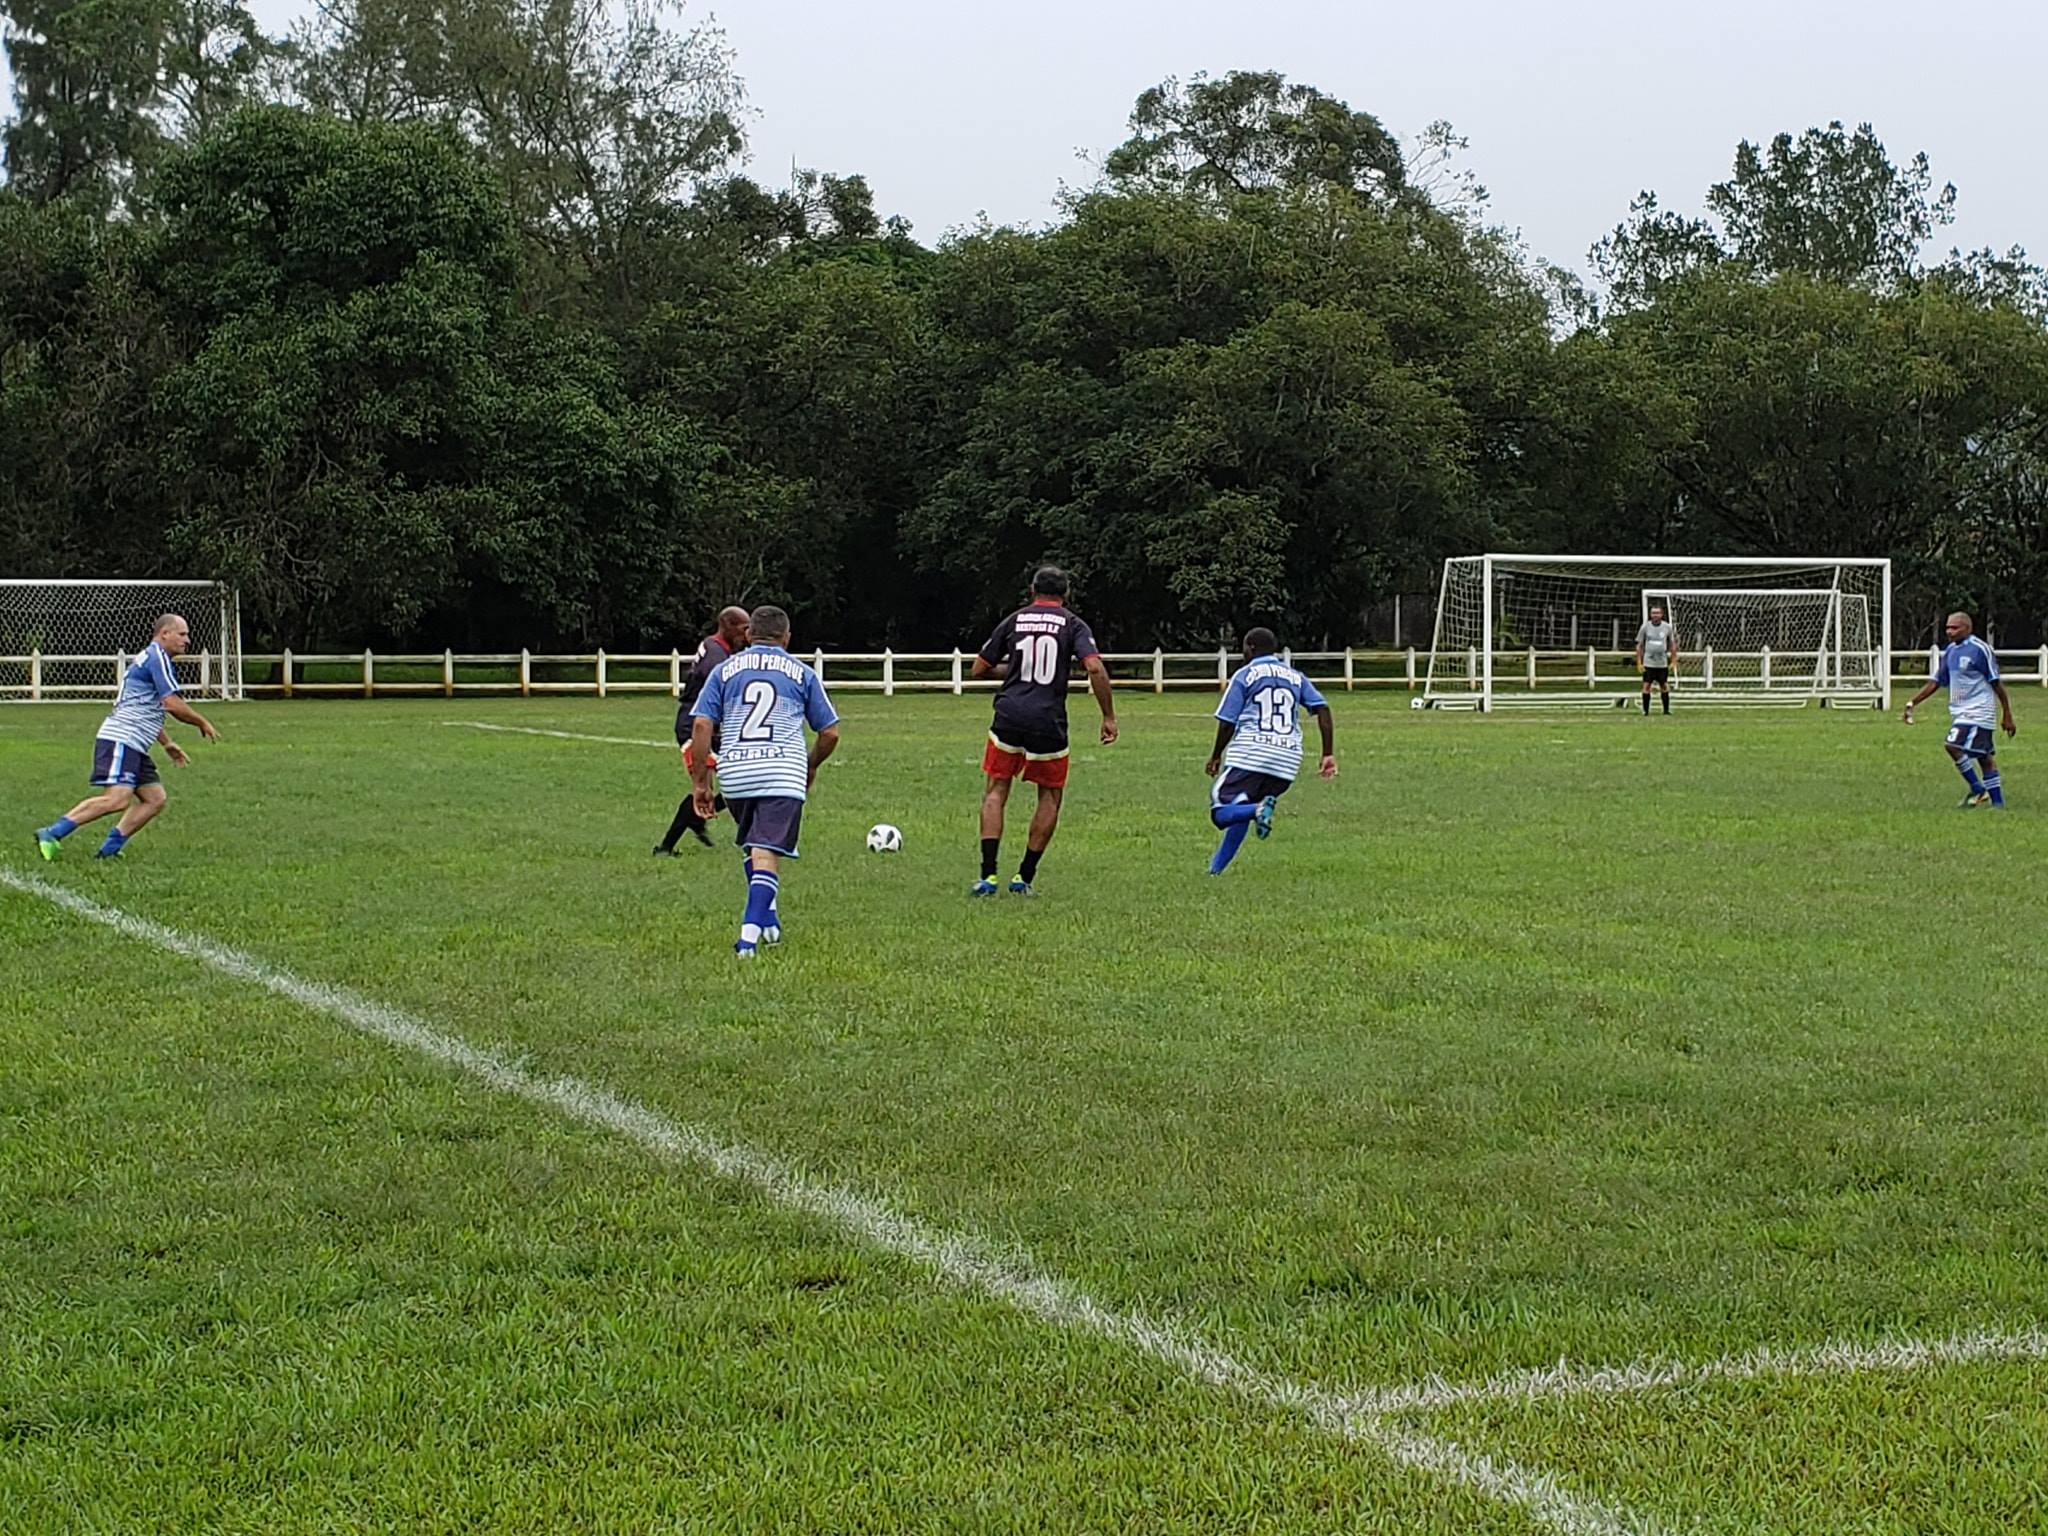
670, 650, 682, 699
1393, 595, 1402, 649
363, 648, 374, 699
813, 649, 825, 682
281, 648, 294, 698
1406, 647, 1417, 690
883, 648, 895, 697
1703, 646, 1714, 691
443, 649, 454, 698
1527, 646, 1537, 690
1466, 646, 1476, 685
29, 649, 40, 702
200, 650, 212, 693
1282, 646, 1293, 667
519, 649, 532, 697
596, 650, 607, 698
1761, 647, 1771, 689
1586, 646, 1596, 688
951, 650, 963, 695
115, 650, 127, 692
1344, 647, 1354, 692
1153, 648, 1164, 694
2039, 645, 2047, 686
1217, 647, 1228, 690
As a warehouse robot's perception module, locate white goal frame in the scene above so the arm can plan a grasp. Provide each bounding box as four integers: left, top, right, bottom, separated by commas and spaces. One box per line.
1424, 554, 1891, 712
0, 579, 245, 701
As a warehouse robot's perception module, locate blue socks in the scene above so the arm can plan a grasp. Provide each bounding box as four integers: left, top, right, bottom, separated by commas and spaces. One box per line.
96, 829, 129, 859
1984, 770, 2005, 807
1209, 800, 1259, 874
1956, 758, 1986, 796
44, 816, 78, 840
738, 863, 779, 952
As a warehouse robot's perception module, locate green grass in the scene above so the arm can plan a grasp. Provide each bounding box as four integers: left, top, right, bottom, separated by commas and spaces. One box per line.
3, 691, 2045, 1533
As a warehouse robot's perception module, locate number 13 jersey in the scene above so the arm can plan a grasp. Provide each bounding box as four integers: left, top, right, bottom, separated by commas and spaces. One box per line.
1216, 658, 1326, 781
691, 645, 839, 800
978, 601, 1100, 749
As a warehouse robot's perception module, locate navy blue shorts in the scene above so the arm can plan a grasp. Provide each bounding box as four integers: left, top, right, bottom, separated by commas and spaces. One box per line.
730, 796, 804, 857
1947, 723, 1996, 759
91, 738, 159, 789
1213, 767, 1292, 811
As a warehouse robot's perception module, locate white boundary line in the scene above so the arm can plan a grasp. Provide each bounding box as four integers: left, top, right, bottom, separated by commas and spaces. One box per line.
441, 720, 672, 749
1355, 1326, 2048, 1417
0, 867, 1655, 1536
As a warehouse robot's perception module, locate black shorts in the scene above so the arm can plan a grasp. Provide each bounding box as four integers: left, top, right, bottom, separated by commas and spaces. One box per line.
987, 716, 1069, 758
729, 796, 804, 857
1642, 667, 1670, 686
1947, 724, 1996, 760
1212, 767, 1292, 810
90, 738, 159, 789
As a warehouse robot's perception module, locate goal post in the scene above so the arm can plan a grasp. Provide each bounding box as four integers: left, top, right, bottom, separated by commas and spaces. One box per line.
0, 580, 244, 701
1422, 555, 1890, 711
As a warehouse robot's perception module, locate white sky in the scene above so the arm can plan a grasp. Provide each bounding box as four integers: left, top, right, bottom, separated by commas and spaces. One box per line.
31, 0, 2046, 276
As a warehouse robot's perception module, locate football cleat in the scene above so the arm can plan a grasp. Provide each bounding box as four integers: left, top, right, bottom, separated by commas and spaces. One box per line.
1958, 792, 1992, 809
1009, 878, 1033, 896
761, 925, 782, 946
34, 829, 60, 862
1253, 796, 1278, 839
970, 878, 1000, 897
734, 943, 757, 960
651, 844, 677, 857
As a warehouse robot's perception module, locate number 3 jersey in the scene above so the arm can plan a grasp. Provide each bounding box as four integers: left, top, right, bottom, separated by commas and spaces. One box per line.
1216, 658, 1327, 781
978, 601, 1100, 748
690, 645, 839, 801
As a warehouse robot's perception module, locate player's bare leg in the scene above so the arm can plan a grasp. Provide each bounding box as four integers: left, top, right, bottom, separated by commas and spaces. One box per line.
1013, 784, 1062, 893
97, 782, 165, 858
973, 775, 1012, 895
35, 785, 132, 860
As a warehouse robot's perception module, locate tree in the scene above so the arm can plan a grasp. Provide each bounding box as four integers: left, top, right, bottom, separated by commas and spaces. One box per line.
1104, 71, 1406, 203
156, 0, 272, 144
2, 0, 166, 208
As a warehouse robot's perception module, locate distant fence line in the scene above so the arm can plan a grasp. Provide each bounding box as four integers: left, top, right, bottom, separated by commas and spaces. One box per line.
5, 645, 2047, 700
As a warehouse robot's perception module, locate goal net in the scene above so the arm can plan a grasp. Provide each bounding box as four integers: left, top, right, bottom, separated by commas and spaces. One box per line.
1423, 556, 1889, 710
0, 580, 244, 701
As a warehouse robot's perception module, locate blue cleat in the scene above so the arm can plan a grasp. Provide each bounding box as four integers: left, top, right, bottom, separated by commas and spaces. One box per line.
1008, 878, 1033, 896
970, 878, 1000, 897
1253, 796, 1278, 839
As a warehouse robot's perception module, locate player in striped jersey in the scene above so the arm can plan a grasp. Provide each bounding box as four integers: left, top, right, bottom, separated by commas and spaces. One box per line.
1203, 629, 1335, 874
688, 606, 841, 957
1902, 611, 2016, 807
33, 613, 220, 861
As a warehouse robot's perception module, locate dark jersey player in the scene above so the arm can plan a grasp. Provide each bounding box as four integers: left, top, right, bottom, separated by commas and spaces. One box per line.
968, 565, 1117, 895
654, 605, 750, 854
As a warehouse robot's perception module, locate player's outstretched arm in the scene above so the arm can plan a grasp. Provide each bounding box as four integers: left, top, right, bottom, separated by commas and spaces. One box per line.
164, 694, 218, 741
1902, 678, 1940, 722
1992, 678, 2018, 737
1314, 704, 1337, 779
1083, 654, 1117, 743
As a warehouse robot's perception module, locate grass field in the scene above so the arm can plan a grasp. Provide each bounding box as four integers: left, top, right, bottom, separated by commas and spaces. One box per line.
4, 689, 2045, 1534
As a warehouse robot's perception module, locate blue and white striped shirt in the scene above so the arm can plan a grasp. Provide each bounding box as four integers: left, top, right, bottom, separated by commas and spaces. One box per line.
1217, 658, 1327, 781
97, 642, 181, 751
1936, 636, 2001, 727
690, 645, 838, 801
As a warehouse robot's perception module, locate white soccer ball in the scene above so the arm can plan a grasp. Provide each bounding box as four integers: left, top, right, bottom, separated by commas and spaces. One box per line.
1410, 695, 1425, 710
866, 823, 904, 853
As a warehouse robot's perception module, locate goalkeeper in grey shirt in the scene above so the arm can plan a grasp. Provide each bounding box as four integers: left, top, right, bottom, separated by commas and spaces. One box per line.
1636, 604, 1677, 715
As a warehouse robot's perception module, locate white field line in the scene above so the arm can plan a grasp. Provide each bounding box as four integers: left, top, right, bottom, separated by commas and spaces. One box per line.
441, 720, 672, 749
1355, 1326, 2048, 1418
0, 866, 1655, 1536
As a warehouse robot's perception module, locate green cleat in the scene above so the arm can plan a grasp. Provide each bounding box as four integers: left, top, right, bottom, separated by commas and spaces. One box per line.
34, 828, 60, 862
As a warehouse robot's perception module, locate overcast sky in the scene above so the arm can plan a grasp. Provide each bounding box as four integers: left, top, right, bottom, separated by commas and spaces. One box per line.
162, 0, 2048, 275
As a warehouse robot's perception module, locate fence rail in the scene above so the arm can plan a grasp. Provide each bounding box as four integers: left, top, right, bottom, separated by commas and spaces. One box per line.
4, 645, 2045, 701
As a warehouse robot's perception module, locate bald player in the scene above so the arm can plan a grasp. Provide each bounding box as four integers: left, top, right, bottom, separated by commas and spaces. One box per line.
654, 605, 752, 854
1902, 611, 2016, 808
33, 613, 220, 860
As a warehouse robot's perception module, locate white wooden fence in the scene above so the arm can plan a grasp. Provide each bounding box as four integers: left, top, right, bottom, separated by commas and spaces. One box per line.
3, 645, 2045, 700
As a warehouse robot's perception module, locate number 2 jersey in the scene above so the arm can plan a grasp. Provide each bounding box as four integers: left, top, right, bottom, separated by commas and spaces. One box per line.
978, 601, 1100, 749
690, 644, 839, 801
1216, 657, 1327, 781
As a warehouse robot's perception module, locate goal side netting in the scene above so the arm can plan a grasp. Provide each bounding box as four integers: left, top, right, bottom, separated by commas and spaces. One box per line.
0, 581, 244, 701
1422, 556, 1889, 710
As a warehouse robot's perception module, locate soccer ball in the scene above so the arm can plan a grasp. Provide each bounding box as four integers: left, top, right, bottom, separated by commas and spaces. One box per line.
866, 823, 903, 853
1410, 695, 1425, 710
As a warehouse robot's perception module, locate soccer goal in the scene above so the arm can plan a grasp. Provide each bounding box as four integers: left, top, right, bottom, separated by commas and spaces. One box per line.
0, 580, 244, 701
1422, 555, 1890, 711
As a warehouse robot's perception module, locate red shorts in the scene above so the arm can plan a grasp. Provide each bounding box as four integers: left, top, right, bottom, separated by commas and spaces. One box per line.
681, 742, 718, 774
982, 730, 1069, 789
